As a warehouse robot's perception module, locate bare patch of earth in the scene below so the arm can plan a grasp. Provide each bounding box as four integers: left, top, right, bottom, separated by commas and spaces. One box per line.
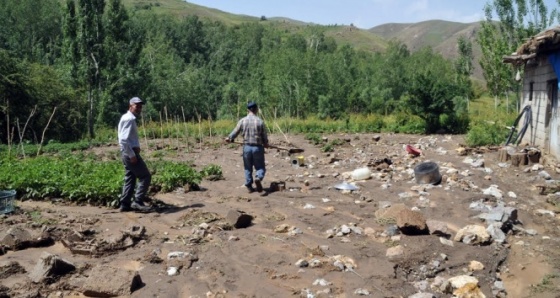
1, 133, 560, 297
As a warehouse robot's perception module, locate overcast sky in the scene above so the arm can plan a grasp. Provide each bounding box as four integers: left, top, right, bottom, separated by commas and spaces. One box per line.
186, 0, 560, 29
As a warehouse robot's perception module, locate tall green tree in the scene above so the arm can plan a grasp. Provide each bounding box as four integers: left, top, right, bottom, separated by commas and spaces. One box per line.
73, 0, 105, 138
98, 0, 143, 126
455, 36, 474, 112
0, 0, 62, 64
405, 48, 460, 133
478, 0, 558, 110
379, 41, 410, 114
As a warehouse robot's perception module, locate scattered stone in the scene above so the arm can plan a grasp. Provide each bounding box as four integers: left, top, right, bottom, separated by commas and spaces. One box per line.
453, 283, 486, 298
412, 280, 429, 291
538, 171, 552, 180
409, 293, 436, 298
303, 203, 315, 209
386, 245, 404, 258
441, 275, 480, 293
535, 209, 555, 216
312, 278, 331, 286
454, 225, 491, 245
354, 288, 370, 295
384, 225, 400, 236
309, 258, 322, 268
0, 261, 26, 279
439, 237, 454, 247
482, 185, 503, 199
143, 248, 163, 264
486, 223, 506, 243
82, 265, 142, 297
29, 252, 75, 283
469, 260, 485, 271
426, 220, 449, 236
295, 259, 308, 268
274, 224, 290, 233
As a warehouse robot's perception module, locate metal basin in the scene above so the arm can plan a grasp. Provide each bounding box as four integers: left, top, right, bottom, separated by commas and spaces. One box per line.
414, 162, 441, 185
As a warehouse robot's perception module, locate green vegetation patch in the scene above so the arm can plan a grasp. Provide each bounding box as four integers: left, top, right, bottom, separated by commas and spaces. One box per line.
0, 155, 208, 206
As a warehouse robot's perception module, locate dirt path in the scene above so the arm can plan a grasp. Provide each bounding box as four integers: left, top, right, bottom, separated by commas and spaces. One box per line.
1, 133, 560, 297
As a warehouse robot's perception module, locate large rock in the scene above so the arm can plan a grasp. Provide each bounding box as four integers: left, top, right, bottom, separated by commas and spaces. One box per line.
0, 226, 53, 250
82, 265, 142, 297
29, 252, 75, 283
396, 209, 428, 235
374, 203, 409, 224
226, 210, 253, 229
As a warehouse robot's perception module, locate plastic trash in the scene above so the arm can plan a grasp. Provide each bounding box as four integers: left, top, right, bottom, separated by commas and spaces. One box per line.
351, 167, 371, 180
334, 182, 359, 191
405, 144, 422, 156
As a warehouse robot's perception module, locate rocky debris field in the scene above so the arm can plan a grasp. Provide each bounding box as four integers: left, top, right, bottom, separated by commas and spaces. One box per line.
1, 133, 560, 298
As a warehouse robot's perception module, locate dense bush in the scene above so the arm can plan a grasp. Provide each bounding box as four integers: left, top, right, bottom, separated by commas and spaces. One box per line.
383, 113, 426, 134
465, 121, 507, 146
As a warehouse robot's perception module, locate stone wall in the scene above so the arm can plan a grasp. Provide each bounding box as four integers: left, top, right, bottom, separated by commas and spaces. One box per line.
520, 55, 557, 155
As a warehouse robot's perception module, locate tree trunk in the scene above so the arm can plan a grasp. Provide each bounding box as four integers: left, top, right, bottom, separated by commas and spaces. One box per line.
88, 89, 95, 139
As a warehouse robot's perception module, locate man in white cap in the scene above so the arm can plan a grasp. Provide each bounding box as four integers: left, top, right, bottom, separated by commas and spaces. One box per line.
117, 97, 153, 212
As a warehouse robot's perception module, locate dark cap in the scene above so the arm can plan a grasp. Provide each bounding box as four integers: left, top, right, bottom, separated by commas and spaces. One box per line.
129, 97, 144, 105
247, 101, 257, 110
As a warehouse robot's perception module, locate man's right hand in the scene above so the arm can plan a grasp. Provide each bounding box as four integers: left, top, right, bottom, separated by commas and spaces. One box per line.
224, 137, 231, 143
130, 156, 138, 164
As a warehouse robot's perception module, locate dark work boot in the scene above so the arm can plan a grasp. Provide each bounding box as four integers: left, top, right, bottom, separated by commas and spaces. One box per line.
131, 201, 154, 212
255, 178, 263, 193
245, 184, 256, 193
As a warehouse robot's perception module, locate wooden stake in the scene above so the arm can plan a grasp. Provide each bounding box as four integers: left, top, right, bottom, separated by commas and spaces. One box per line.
37, 107, 57, 156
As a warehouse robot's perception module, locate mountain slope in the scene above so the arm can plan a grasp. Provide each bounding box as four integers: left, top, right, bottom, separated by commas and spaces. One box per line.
370, 20, 483, 78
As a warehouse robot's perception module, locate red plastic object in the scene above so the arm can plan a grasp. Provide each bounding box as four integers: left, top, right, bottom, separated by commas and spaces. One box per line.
405, 145, 422, 156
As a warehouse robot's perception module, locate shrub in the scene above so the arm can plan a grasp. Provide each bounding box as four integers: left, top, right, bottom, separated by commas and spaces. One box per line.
304, 133, 323, 145
201, 164, 223, 178
440, 113, 470, 134
465, 121, 506, 146
383, 113, 426, 134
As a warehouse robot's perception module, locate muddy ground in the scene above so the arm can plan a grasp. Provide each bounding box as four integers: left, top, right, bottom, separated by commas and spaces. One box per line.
1, 133, 560, 298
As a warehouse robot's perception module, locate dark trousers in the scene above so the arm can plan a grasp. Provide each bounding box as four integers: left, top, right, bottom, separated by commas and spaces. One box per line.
119, 153, 151, 206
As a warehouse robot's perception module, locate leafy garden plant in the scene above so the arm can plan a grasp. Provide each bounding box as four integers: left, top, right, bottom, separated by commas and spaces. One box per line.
0, 154, 213, 206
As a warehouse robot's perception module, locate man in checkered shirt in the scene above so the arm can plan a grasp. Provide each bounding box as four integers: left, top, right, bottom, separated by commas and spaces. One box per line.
225, 102, 269, 193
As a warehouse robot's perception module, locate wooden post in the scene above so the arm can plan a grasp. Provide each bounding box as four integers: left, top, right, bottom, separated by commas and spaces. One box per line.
497, 148, 510, 162
510, 153, 528, 167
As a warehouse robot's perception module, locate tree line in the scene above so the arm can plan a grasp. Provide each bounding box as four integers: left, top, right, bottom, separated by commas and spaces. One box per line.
0, 0, 557, 143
